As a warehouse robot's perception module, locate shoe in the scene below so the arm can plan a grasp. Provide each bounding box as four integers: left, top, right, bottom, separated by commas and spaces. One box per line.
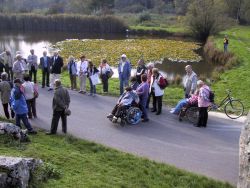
107, 114, 113, 118
28, 130, 37, 134
193, 124, 201, 127
83, 91, 86, 94
79, 90, 83, 93
112, 116, 118, 123
48, 88, 53, 91
156, 112, 161, 115
45, 131, 56, 135
42, 86, 45, 88
92, 94, 96, 97
170, 110, 175, 114
151, 109, 156, 112
88, 93, 93, 96
142, 118, 149, 122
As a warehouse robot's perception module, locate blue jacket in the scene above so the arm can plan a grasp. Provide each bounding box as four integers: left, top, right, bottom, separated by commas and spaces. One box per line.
10, 86, 28, 115
118, 61, 131, 80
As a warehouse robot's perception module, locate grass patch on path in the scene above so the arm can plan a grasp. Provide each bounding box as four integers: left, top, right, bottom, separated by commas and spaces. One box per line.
0, 127, 233, 187
213, 26, 250, 111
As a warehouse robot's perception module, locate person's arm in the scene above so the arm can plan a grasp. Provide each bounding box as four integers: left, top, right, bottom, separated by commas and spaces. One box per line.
136, 84, 145, 96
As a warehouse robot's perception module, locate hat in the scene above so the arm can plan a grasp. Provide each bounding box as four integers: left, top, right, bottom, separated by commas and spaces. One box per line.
121, 54, 127, 58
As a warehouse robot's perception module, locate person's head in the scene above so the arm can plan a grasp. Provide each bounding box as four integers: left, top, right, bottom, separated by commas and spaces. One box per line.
141, 74, 147, 83
130, 76, 137, 83
30, 49, 34, 55
68, 56, 74, 62
16, 54, 22, 61
137, 59, 144, 66
43, 51, 47, 56
14, 78, 22, 87
88, 60, 93, 67
54, 79, 61, 88
152, 68, 159, 76
197, 80, 204, 88
1, 72, 8, 81
101, 59, 107, 65
121, 54, 127, 62
23, 74, 31, 82
53, 51, 58, 57
147, 62, 154, 70
125, 86, 132, 92
185, 65, 192, 75
5, 50, 11, 56
80, 55, 86, 61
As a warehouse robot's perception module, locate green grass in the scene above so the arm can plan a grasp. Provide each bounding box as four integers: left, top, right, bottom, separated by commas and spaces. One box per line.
0, 117, 233, 188
129, 25, 188, 34
213, 26, 250, 112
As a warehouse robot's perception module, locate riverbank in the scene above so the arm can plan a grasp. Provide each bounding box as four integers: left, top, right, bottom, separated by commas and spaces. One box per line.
0, 116, 234, 187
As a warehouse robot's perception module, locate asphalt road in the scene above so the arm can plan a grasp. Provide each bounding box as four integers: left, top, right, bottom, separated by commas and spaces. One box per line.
25, 87, 245, 185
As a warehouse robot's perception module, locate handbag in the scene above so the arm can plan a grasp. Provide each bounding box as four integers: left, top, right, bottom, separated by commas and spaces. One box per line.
107, 68, 114, 78
64, 108, 71, 116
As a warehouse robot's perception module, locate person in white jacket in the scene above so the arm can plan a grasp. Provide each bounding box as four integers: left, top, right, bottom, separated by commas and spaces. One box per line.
150, 68, 164, 115
183, 65, 197, 98
77, 55, 88, 94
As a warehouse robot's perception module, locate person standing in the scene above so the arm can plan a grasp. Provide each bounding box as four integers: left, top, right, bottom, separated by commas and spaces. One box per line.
27, 49, 38, 83
78, 55, 88, 94
49, 52, 63, 91
12, 54, 25, 80
150, 68, 164, 115
224, 35, 229, 53
10, 79, 37, 134
136, 59, 147, 84
136, 74, 150, 122
118, 54, 131, 95
99, 59, 110, 93
0, 72, 14, 119
46, 79, 70, 135
195, 80, 211, 128
183, 65, 197, 98
0, 50, 13, 81
67, 56, 78, 90
146, 62, 154, 109
22, 75, 37, 119
40, 51, 51, 88
87, 61, 99, 97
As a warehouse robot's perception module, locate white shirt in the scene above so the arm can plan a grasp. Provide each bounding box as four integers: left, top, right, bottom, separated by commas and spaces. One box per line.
77, 60, 88, 76
99, 64, 110, 75
121, 61, 126, 73
22, 81, 35, 100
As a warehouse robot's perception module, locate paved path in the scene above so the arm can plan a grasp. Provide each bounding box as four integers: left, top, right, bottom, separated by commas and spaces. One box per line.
26, 87, 245, 185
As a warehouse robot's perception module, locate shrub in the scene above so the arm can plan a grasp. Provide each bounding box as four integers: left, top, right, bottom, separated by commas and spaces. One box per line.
138, 12, 152, 23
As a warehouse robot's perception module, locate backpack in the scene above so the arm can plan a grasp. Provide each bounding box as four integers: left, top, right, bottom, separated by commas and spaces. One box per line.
158, 75, 169, 90
209, 90, 215, 103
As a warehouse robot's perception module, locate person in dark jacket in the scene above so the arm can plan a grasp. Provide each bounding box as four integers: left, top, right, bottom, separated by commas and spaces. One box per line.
130, 76, 139, 90
118, 54, 131, 95
10, 79, 37, 134
136, 59, 147, 84
67, 56, 78, 90
46, 79, 70, 135
87, 61, 99, 97
48, 52, 63, 91
40, 51, 52, 88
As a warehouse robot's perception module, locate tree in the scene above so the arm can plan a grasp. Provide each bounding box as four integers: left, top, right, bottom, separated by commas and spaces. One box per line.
174, 0, 191, 15
186, 0, 228, 41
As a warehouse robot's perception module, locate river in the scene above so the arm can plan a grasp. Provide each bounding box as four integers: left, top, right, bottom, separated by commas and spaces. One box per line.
0, 31, 214, 79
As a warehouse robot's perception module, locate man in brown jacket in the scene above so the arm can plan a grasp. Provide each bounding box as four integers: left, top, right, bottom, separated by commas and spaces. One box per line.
46, 79, 70, 135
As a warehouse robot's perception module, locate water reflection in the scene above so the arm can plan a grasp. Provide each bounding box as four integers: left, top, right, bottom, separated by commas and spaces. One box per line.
0, 31, 215, 79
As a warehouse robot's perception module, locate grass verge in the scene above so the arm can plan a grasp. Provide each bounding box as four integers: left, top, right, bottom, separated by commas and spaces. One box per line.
0, 116, 233, 188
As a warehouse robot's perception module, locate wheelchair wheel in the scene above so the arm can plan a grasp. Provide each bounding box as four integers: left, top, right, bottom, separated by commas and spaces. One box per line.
126, 107, 142, 125
186, 107, 199, 124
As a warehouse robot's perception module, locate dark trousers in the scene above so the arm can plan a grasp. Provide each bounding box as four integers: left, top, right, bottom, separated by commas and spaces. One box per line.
198, 107, 208, 127
16, 113, 33, 131
51, 110, 67, 134
152, 92, 162, 113
139, 100, 148, 120
146, 91, 152, 108
29, 68, 37, 83
26, 98, 37, 118
101, 74, 109, 92
42, 68, 50, 87
111, 104, 127, 117
70, 74, 77, 90
2, 103, 15, 119
89, 78, 96, 94
5, 65, 13, 81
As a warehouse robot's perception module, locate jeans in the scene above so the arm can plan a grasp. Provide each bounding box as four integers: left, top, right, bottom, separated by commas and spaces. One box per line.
26, 98, 37, 118
224, 44, 228, 52
119, 78, 129, 95
29, 67, 37, 83
139, 99, 148, 120
16, 113, 33, 131
89, 78, 96, 94
173, 99, 188, 114
50, 110, 67, 134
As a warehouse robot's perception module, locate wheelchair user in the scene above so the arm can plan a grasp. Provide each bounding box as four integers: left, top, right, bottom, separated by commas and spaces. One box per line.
170, 90, 199, 115
107, 86, 139, 123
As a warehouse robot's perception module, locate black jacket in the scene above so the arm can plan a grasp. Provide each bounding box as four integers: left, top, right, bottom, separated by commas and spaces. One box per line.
51, 56, 63, 74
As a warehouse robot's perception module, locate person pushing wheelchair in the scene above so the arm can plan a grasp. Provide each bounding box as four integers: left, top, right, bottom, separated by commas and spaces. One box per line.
107, 86, 139, 123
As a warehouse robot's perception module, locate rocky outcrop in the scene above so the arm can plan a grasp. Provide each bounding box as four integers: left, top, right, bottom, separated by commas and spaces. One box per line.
238, 112, 250, 188
0, 156, 42, 188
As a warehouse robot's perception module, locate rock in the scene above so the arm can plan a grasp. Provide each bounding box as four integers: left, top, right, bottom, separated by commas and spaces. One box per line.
0, 156, 43, 188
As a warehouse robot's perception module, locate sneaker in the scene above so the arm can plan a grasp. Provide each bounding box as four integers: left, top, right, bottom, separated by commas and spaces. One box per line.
112, 116, 118, 123
88, 93, 93, 96
48, 88, 53, 91
142, 118, 149, 122
45, 131, 56, 135
79, 90, 83, 93
107, 114, 113, 118
28, 130, 37, 134
170, 110, 175, 114
83, 91, 87, 94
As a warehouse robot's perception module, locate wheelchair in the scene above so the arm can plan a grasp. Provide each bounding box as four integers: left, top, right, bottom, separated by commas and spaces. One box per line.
108, 105, 142, 126
178, 104, 199, 124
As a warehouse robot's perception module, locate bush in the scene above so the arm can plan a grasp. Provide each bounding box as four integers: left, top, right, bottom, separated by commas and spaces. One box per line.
138, 12, 152, 23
